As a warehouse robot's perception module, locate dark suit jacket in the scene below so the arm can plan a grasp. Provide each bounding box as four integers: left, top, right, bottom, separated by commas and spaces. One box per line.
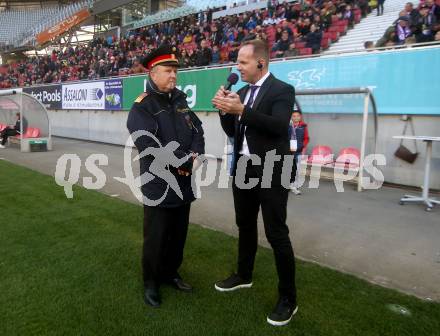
219, 73, 295, 186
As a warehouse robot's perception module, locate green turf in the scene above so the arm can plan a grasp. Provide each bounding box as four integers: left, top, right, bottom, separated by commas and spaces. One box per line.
0, 159, 439, 336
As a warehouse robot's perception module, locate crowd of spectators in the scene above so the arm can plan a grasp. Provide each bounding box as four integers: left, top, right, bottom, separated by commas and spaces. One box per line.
374, 0, 439, 48
0, 0, 370, 89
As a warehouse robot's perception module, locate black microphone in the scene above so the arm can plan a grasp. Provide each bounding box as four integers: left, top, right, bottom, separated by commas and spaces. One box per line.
224, 73, 239, 91
213, 73, 239, 110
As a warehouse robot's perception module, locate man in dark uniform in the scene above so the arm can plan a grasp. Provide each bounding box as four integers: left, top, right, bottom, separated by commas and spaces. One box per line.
126, 45, 205, 308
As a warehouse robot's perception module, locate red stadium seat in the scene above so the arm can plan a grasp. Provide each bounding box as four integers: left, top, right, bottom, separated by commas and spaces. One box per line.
335, 19, 349, 27
321, 38, 330, 49
295, 41, 306, 49
307, 145, 334, 165
336, 25, 347, 35
335, 147, 360, 168
14, 127, 41, 139
299, 48, 312, 56
328, 31, 339, 42
0, 123, 6, 131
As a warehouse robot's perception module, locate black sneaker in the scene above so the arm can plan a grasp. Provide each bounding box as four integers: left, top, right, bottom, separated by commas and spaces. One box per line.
267, 297, 298, 326
214, 273, 253, 292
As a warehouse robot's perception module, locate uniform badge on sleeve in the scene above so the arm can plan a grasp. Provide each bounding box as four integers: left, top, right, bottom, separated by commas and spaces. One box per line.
135, 92, 149, 103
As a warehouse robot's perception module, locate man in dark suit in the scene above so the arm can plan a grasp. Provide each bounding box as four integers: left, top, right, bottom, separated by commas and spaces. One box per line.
212, 39, 298, 326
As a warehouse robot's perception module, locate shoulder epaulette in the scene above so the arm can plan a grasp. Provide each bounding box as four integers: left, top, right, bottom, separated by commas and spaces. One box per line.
135, 92, 149, 103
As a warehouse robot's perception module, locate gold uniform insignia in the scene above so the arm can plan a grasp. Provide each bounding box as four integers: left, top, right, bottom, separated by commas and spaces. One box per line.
135, 92, 149, 103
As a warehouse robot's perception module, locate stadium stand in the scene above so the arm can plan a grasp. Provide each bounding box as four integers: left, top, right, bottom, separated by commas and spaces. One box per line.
0, 1, 92, 50
0, 0, 373, 89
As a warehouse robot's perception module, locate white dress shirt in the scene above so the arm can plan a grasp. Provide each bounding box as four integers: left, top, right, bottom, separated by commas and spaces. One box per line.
239, 71, 271, 156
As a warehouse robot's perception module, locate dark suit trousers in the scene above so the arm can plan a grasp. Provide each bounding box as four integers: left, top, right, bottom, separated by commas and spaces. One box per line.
233, 164, 297, 302
142, 204, 191, 286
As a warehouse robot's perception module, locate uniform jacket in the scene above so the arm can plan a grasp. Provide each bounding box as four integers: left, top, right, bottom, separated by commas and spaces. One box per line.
127, 80, 205, 207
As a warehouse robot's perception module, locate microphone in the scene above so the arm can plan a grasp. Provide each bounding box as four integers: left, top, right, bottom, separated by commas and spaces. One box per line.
224, 73, 239, 91
214, 73, 239, 112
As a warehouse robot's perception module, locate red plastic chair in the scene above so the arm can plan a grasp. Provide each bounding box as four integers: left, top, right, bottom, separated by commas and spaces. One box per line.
321, 38, 330, 49
299, 48, 312, 56
307, 145, 334, 165
22, 127, 34, 138
328, 32, 339, 42
335, 25, 347, 35
336, 19, 348, 27
335, 147, 360, 168
30, 128, 41, 138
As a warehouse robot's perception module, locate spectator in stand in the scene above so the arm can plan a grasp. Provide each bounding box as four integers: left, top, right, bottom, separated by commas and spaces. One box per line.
183, 32, 193, 44
272, 30, 291, 57
415, 4, 437, 42
375, 25, 397, 47
358, 0, 370, 18
234, 26, 244, 42
305, 24, 323, 54
404, 2, 421, 29
342, 5, 355, 27
211, 25, 223, 45
377, 0, 385, 16
195, 39, 212, 66
130, 58, 146, 74
426, 0, 440, 21
97, 59, 109, 78
211, 45, 221, 64
284, 43, 299, 57
298, 18, 312, 38
228, 42, 240, 62
395, 17, 412, 44
281, 20, 294, 38
364, 40, 375, 50
187, 48, 196, 66
179, 49, 191, 68
109, 56, 119, 76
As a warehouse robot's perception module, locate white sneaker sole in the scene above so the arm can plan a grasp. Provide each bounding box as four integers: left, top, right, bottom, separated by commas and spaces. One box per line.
267, 305, 298, 326
214, 282, 253, 292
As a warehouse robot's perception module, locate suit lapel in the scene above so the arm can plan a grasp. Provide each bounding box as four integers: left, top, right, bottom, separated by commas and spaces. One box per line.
252, 74, 274, 112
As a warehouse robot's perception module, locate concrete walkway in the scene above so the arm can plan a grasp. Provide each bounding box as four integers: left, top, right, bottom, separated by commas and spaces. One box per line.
1, 137, 439, 301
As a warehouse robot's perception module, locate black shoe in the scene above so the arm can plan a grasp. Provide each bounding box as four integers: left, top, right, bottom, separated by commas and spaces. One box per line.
267, 297, 298, 326
144, 285, 161, 308
214, 273, 252, 292
170, 278, 193, 292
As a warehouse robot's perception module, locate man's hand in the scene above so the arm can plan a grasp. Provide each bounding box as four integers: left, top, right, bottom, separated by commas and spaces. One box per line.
212, 91, 245, 115
214, 85, 230, 99
177, 169, 190, 176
